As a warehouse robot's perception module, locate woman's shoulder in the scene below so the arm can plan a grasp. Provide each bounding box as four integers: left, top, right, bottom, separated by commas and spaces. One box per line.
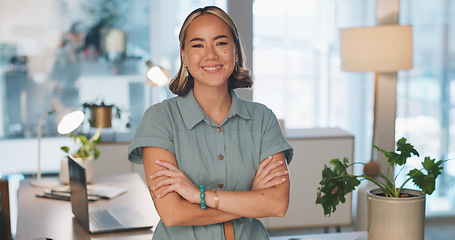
241, 98, 275, 117
145, 96, 178, 113
142, 96, 180, 121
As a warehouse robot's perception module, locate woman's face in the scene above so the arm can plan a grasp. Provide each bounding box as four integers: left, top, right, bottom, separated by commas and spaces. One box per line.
181, 13, 238, 90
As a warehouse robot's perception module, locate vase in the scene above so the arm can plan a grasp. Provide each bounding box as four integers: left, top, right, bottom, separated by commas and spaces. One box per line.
367, 188, 425, 240
59, 156, 95, 184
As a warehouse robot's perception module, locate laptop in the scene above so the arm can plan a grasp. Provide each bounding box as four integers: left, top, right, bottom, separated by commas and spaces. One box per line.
68, 155, 153, 234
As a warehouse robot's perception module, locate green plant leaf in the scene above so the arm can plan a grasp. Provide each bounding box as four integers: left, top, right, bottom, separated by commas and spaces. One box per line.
316, 158, 360, 216
94, 147, 101, 159
61, 146, 70, 153
408, 157, 443, 195
317, 137, 446, 216
374, 137, 419, 166
79, 135, 88, 144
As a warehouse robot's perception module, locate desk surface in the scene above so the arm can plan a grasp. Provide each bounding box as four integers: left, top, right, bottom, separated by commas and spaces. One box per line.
16, 173, 160, 240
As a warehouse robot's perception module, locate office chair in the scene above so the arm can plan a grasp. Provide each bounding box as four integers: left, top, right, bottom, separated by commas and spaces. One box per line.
0, 178, 12, 240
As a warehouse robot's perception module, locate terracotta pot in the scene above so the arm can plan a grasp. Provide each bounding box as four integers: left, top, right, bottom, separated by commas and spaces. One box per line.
367, 188, 425, 240
59, 156, 95, 184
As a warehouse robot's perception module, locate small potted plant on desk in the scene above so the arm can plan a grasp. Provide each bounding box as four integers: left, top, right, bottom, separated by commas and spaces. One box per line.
58, 100, 130, 184
59, 127, 102, 184
316, 137, 446, 240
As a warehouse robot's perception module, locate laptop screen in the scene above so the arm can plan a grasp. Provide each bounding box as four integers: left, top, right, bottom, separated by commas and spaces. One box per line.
68, 156, 91, 231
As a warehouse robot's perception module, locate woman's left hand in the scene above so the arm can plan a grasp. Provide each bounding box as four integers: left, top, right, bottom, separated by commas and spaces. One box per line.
151, 160, 200, 204
252, 155, 288, 191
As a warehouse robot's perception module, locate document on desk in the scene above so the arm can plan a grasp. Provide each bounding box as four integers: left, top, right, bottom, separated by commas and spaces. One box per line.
36, 184, 128, 201
53, 184, 128, 199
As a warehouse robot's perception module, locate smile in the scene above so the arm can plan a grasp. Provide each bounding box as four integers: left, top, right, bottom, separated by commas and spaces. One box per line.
202, 65, 222, 71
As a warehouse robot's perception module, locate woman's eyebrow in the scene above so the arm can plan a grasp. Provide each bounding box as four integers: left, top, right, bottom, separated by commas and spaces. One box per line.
189, 37, 204, 43
189, 35, 229, 43
214, 35, 229, 40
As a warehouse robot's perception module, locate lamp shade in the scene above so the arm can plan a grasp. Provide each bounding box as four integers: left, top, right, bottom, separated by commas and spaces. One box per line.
339, 25, 413, 73
50, 98, 85, 134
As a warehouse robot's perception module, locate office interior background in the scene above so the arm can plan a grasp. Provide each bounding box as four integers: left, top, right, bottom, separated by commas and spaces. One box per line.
1, 0, 454, 235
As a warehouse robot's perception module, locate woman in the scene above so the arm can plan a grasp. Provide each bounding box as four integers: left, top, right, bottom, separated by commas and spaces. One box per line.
128, 6, 293, 240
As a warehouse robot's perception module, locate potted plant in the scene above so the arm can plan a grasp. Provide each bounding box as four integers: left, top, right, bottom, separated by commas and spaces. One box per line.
59, 129, 102, 184
316, 137, 445, 240
82, 100, 130, 129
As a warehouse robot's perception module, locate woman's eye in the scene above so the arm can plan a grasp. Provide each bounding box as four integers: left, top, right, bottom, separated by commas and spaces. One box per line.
191, 44, 203, 48
216, 42, 228, 46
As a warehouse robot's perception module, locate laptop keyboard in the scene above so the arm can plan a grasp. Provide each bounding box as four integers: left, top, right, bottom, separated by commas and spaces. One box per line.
90, 209, 123, 228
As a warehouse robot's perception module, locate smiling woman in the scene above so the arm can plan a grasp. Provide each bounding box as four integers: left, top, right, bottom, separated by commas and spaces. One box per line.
128, 6, 293, 240
182, 14, 237, 94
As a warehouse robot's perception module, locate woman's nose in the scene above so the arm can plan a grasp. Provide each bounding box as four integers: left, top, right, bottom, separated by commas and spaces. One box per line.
205, 45, 218, 60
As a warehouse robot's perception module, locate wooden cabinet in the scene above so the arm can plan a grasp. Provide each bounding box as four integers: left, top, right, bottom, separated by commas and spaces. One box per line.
261, 128, 354, 230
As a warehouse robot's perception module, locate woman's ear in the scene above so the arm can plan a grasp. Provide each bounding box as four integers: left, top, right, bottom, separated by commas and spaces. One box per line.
180, 49, 186, 66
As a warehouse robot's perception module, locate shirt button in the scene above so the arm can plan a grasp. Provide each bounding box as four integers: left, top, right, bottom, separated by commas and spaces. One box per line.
218, 154, 224, 160
218, 183, 224, 188
217, 127, 222, 133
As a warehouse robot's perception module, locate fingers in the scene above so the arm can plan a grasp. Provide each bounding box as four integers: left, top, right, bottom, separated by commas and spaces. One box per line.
253, 155, 288, 190
152, 178, 179, 198
149, 161, 200, 203
257, 156, 273, 173
260, 170, 288, 185
151, 160, 180, 180
263, 175, 287, 188
257, 159, 285, 180
155, 160, 178, 170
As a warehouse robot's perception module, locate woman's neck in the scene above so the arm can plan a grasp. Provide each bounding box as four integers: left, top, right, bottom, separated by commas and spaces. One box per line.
193, 86, 232, 125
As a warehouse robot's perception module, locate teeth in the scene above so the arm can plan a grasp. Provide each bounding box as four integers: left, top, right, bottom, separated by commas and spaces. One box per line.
203, 66, 222, 71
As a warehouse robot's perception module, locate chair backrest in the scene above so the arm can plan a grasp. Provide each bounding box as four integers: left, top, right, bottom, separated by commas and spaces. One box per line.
0, 178, 12, 240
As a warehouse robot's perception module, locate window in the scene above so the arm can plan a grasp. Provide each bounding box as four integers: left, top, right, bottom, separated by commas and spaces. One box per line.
253, 0, 376, 172
397, 0, 455, 216
0, 0, 225, 175
0, 0, 151, 141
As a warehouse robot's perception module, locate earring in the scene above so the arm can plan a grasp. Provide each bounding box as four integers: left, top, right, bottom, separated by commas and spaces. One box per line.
235, 61, 239, 72
184, 65, 189, 77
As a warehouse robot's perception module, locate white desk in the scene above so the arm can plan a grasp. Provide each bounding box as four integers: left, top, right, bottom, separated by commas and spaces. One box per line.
271, 231, 368, 240
15, 173, 160, 240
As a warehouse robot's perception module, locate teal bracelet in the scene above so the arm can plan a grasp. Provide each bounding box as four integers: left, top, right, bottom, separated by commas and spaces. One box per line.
199, 184, 207, 210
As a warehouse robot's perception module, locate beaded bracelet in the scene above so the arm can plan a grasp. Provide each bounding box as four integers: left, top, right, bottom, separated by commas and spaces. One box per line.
199, 184, 207, 210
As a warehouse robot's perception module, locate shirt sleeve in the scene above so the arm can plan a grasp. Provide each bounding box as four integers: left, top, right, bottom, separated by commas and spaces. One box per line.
259, 107, 294, 164
127, 103, 175, 164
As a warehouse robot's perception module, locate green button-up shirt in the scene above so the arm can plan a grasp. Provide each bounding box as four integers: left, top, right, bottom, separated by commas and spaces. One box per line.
128, 89, 293, 240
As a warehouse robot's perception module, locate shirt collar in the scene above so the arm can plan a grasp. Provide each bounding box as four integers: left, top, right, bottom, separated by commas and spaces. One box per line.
177, 89, 251, 129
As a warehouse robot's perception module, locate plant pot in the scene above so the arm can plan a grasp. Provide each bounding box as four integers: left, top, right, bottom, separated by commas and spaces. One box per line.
88, 104, 112, 128
367, 188, 425, 240
59, 156, 95, 184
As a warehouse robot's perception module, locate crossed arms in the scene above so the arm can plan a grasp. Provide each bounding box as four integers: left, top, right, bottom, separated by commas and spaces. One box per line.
143, 147, 290, 227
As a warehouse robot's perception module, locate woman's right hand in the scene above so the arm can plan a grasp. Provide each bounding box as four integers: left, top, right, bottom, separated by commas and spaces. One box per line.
252, 155, 288, 191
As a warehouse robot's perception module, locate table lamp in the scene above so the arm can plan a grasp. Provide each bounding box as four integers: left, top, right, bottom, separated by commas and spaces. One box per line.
339, 25, 413, 174
145, 60, 170, 87
31, 98, 85, 187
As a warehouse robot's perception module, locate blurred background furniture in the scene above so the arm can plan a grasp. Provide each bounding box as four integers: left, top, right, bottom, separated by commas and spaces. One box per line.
261, 128, 355, 230
0, 178, 12, 240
